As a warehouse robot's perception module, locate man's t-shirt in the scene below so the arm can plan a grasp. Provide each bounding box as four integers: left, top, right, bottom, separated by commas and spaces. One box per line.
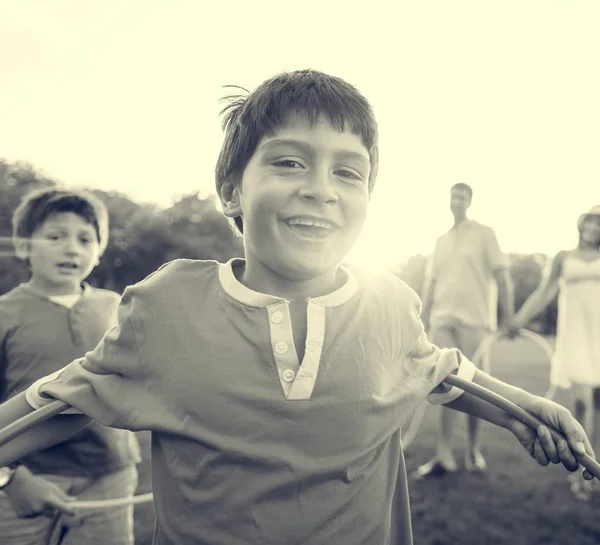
427, 219, 510, 329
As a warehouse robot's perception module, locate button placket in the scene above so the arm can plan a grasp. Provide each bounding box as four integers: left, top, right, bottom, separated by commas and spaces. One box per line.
267, 302, 299, 397
287, 300, 326, 401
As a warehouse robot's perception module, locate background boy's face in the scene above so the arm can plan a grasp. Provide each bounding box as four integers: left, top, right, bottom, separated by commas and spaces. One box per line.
24, 212, 101, 293
232, 113, 370, 282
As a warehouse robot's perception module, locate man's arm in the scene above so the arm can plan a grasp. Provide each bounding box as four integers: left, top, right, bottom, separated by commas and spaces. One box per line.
494, 268, 515, 328
420, 253, 437, 331
483, 227, 514, 328
420, 277, 435, 331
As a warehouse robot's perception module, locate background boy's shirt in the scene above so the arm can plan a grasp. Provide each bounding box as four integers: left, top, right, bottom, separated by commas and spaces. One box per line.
0, 284, 139, 477
26, 259, 475, 545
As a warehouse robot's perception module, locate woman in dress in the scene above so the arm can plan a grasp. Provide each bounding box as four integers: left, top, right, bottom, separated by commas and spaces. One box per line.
505, 205, 600, 500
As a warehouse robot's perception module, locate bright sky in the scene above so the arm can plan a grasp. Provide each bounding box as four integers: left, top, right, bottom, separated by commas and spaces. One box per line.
1, 1, 598, 268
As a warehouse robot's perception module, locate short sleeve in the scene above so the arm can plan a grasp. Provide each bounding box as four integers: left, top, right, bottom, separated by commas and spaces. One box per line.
483, 227, 510, 273
402, 290, 477, 405
25, 287, 147, 427
24, 278, 184, 432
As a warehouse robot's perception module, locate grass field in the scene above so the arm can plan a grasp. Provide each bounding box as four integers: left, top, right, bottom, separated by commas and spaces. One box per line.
131, 336, 600, 545
405, 336, 600, 545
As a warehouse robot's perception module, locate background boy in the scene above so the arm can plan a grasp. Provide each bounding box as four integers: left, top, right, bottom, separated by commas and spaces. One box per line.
0, 71, 594, 545
0, 188, 140, 545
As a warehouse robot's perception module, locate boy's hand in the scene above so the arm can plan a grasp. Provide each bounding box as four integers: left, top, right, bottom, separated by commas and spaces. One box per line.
4, 466, 76, 518
509, 395, 595, 479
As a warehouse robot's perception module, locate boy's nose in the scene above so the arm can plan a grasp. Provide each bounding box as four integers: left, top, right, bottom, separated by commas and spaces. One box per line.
298, 174, 339, 204
64, 240, 80, 255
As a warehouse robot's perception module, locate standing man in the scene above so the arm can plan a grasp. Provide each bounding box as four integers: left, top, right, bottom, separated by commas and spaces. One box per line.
414, 183, 515, 477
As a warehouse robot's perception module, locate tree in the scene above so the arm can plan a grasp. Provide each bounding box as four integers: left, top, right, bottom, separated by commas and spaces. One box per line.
0, 161, 56, 294
0, 159, 244, 296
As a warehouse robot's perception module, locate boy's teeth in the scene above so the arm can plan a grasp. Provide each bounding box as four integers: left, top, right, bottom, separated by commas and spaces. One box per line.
287, 218, 333, 229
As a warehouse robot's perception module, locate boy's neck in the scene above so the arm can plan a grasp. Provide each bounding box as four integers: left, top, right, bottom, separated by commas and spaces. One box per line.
235, 260, 345, 301
26, 277, 83, 298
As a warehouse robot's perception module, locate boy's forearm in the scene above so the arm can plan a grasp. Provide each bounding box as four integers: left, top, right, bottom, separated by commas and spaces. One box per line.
444, 368, 532, 429
0, 392, 93, 467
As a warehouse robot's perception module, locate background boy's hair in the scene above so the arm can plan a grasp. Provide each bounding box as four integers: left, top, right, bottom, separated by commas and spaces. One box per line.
451, 182, 473, 199
215, 69, 380, 235
12, 187, 110, 255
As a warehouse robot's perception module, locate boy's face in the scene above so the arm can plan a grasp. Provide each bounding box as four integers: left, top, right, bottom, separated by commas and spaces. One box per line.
21, 212, 101, 294
225, 113, 371, 284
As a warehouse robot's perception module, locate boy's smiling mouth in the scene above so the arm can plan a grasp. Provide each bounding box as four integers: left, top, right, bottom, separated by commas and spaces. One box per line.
284, 216, 338, 240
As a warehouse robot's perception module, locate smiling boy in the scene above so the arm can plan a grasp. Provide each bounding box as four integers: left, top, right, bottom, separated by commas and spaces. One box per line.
0, 70, 594, 545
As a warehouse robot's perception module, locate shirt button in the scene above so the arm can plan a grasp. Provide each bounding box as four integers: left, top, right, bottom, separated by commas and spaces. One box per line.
274, 341, 289, 355
281, 369, 296, 382
271, 311, 283, 324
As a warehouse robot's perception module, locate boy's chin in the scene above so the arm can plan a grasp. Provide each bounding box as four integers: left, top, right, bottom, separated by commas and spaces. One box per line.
282, 256, 346, 282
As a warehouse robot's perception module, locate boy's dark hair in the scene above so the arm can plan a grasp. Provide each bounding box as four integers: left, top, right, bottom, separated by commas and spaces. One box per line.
451, 183, 473, 199
12, 187, 110, 255
215, 69, 379, 234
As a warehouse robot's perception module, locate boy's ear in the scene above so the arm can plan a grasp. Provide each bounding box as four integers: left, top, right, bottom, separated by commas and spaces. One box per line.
219, 179, 243, 219
13, 238, 31, 262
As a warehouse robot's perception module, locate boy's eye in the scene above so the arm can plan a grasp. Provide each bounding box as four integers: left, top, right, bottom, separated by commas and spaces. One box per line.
273, 159, 304, 169
335, 169, 364, 182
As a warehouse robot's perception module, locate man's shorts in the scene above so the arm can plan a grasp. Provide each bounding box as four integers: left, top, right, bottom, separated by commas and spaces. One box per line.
429, 318, 489, 367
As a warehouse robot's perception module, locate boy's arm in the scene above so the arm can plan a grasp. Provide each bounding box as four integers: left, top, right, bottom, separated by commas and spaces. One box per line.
444, 368, 593, 474
0, 392, 92, 467
443, 369, 526, 429
0, 281, 174, 467
404, 292, 593, 474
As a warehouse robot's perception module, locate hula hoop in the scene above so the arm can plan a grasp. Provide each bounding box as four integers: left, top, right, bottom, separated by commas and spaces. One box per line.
445, 374, 600, 480
401, 330, 555, 450
68, 492, 154, 510
1, 334, 597, 510
0, 401, 71, 447
0, 400, 155, 510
